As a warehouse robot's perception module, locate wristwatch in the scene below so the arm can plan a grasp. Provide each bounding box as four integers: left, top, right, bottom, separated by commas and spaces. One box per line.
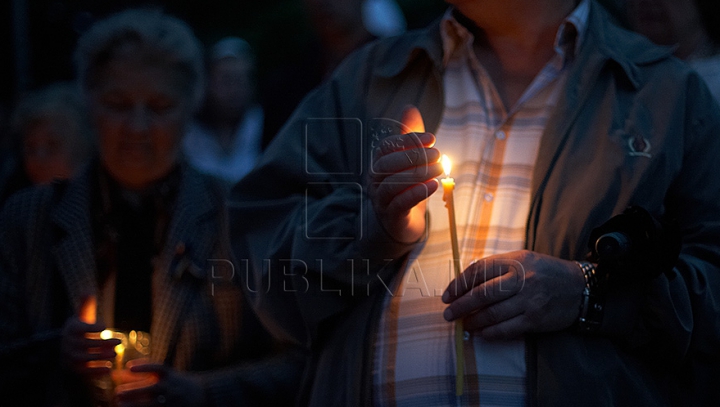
575, 261, 604, 333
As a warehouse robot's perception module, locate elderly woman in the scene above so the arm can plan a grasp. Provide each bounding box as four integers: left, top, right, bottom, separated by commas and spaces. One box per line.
0, 9, 301, 407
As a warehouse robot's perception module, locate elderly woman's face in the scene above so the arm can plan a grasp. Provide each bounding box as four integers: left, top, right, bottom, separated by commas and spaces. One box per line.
89, 54, 191, 190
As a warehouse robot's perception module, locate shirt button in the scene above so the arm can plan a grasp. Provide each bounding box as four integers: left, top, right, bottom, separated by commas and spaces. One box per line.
463, 331, 471, 341
484, 193, 494, 202
496, 130, 506, 140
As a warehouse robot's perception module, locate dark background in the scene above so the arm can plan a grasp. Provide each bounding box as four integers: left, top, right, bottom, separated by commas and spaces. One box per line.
0, 0, 447, 136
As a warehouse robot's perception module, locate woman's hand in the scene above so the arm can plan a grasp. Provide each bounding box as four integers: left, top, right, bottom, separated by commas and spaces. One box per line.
60, 316, 121, 377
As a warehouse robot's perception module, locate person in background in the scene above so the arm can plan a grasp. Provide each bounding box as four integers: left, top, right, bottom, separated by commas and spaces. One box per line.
260, 0, 406, 149
627, 0, 720, 102
0, 82, 92, 205
0, 9, 301, 407
182, 37, 263, 188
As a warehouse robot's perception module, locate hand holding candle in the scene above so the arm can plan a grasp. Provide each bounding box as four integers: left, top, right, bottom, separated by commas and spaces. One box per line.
60, 296, 121, 377
368, 106, 444, 244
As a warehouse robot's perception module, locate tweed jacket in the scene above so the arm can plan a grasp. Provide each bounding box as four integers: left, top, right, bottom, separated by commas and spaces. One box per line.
0, 163, 302, 406
228, 1, 720, 406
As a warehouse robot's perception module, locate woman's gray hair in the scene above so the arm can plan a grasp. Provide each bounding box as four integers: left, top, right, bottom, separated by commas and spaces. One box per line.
74, 8, 205, 109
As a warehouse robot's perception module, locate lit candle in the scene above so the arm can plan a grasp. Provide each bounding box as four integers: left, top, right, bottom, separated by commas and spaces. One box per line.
441, 154, 465, 397
115, 341, 125, 368
80, 295, 102, 369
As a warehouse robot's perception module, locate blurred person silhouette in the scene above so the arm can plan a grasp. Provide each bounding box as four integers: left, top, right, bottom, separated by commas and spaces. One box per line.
182, 37, 263, 188
303, 0, 404, 76
0, 83, 92, 206
627, 0, 720, 101
0, 9, 301, 407
260, 0, 406, 149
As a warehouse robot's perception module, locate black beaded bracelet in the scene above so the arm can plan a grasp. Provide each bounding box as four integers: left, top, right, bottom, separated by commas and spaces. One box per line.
575, 261, 604, 333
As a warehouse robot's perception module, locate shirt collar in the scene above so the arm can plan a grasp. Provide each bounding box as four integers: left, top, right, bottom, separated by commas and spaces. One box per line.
441, 0, 590, 67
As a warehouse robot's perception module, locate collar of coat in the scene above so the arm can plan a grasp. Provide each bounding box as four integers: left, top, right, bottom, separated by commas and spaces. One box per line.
373, 0, 673, 90
49, 160, 224, 311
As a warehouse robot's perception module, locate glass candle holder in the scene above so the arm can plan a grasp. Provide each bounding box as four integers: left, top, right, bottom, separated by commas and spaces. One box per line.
91, 330, 152, 406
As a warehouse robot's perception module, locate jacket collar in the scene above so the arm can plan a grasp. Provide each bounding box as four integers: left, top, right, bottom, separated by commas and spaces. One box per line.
50, 163, 93, 234
49, 161, 221, 315
374, 1, 673, 90
50, 165, 98, 313
149, 166, 223, 364
585, 0, 673, 89
154, 165, 220, 281
374, 17, 445, 79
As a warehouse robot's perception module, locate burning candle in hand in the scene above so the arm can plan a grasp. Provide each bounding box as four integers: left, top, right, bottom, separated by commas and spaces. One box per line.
441, 154, 465, 396
441, 155, 461, 279
79, 296, 97, 324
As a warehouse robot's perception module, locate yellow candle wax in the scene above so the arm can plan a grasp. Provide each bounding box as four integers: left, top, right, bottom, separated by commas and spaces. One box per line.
115, 342, 125, 368
441, 154, 465, 397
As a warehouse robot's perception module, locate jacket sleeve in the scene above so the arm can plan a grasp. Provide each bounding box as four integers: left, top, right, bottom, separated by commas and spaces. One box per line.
228, 50, 417, 348
0, 187, 78, 403
200, 346, 306, 407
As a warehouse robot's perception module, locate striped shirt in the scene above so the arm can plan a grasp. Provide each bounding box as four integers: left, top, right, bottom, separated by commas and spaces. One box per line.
373, 2, 589, 406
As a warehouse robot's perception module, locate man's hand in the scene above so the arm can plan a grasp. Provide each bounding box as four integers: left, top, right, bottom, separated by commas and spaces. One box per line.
442, 250, 585, 340
116, 362, 206, 407
368, 106, 443, 244
60, 316, 121, 377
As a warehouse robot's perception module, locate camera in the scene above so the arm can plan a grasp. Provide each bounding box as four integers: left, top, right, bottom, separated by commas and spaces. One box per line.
588, 206, 681, 284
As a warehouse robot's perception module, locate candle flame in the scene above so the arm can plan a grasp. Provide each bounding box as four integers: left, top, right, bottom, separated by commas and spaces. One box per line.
442, 154, 452, 176
100, 329, 113, 340
79, 296, 97, 324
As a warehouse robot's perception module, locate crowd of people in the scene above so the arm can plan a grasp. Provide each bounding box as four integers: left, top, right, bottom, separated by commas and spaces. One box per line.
1, 0, 719, 406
